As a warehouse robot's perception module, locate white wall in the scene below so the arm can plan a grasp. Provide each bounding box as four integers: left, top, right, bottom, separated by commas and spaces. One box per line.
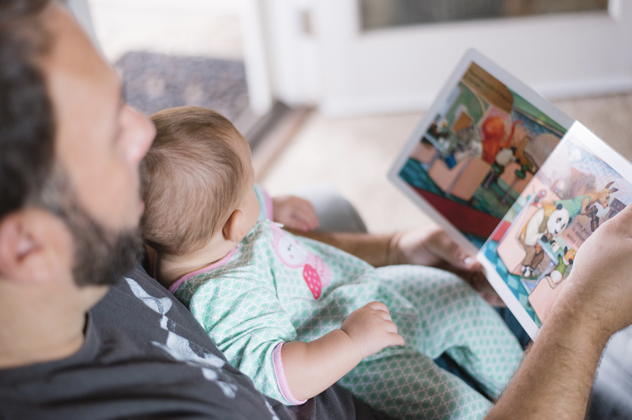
259, 0, 632, 116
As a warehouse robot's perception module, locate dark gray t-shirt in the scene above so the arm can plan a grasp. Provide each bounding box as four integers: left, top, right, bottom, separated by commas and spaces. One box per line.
0, 266, 386, 420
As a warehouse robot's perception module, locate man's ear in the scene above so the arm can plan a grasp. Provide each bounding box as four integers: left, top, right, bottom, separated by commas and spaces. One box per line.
222, 209, 244, 244
0, 210, 71, 286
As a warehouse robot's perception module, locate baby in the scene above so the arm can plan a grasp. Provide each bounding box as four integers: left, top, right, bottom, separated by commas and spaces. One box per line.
141, 106, 522, 419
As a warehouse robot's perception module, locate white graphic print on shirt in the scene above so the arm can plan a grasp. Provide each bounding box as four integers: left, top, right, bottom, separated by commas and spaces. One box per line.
124, 278, 238, 398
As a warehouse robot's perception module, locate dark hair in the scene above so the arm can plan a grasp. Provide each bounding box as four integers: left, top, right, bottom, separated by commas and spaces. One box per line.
0, 0, 54, 219
141, 106, 245, 256
0, 1, 145, 287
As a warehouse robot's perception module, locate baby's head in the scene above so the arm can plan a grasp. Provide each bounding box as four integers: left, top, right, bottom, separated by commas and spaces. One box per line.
141, 106, 260, 261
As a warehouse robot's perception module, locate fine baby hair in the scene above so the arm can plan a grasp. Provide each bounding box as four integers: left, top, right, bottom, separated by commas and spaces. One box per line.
141, 106, 246, 257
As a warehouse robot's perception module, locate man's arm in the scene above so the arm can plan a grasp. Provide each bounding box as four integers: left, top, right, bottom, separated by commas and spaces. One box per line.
487, 294, 608, 419
290, 227, 475, 269
289, 229, 396, 268
291, 227, 503, 305
488, 204, 632, 419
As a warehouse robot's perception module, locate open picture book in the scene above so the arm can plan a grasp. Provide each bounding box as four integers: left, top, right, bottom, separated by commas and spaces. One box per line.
388, 49, 632, 340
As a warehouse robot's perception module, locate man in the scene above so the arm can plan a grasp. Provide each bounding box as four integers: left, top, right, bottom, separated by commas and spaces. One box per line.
0, 1, 630, 419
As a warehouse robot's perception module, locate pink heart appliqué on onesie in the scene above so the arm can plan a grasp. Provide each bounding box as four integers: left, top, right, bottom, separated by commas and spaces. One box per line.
303, 264, 321, 300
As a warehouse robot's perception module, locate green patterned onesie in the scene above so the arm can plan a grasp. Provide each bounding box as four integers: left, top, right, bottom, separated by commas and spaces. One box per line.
171, 187, 522, 420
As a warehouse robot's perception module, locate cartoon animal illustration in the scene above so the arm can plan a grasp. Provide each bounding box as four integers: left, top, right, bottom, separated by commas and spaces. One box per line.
580, 181, 618, 214
495, 147, 516, 168
520, 242, 545, 278
271, 222, 331, 299
512, 126, 531, 167
521, 203, 571, 246
428, 122, 450, 141
480, 117, 523, 164
519, 203, 571, 277
554, 181, 618, 232
482, 146, 516, 189
544, 247, 576, 286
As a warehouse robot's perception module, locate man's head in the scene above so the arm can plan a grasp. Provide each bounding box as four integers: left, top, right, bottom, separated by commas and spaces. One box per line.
142, 106, 259, 260
0, 1, 155, 309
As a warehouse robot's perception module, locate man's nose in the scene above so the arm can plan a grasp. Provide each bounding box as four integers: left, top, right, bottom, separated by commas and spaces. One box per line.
124, 106, 156, 165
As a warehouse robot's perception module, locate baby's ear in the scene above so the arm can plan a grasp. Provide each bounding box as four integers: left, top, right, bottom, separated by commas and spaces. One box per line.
222, 209, 244, 243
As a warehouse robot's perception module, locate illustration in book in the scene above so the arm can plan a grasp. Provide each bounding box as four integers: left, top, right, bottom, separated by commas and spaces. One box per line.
482, 133, 631, 327
398, 62, 566, 247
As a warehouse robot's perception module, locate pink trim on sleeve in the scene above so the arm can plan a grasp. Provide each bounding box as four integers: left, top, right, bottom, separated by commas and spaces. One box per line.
272, 342, 307, 406
263, 188, 274, 220
168, 247, 239, 294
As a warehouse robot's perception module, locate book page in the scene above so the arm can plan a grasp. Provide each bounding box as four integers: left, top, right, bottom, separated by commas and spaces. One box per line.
479, 122, 632, 339
389, 50, 573, 254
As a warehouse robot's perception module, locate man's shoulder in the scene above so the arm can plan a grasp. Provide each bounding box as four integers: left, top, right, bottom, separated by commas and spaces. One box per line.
0, 266, 382, 420
93, 266, 229, 360
0, 266, 274, 420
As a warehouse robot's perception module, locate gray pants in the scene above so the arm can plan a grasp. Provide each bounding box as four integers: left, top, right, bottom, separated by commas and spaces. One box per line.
588, 327, 632, 419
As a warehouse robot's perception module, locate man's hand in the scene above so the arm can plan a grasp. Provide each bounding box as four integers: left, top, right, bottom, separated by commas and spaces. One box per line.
341, 302, 405, 358
389, 227, 504, 306
388, 226, 477, 268
487, 205, 632, 420
272, 196, 319, 232
561, 204, 632, 336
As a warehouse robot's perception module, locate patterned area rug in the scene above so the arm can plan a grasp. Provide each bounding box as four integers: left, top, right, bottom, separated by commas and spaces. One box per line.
115, 51, 255, 133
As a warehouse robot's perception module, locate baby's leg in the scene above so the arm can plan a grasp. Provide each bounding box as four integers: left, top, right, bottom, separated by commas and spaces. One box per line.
339, 352, 492, 420
376, 265, 522, 399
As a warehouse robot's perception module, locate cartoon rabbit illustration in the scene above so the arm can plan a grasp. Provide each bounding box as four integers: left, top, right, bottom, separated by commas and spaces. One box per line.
270, 222, 331, 299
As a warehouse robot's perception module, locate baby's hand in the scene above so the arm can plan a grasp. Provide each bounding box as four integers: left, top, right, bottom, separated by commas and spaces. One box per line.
272, 195, 319, 232
341, 301, 405, 358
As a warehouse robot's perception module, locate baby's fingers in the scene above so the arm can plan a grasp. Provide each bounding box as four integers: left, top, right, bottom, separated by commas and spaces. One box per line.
380, 312, 393, 322
294, 200, 319, 230
384, 319, 398, 334
386, 332, 406, 347
365, 301, 390, 313
288, 217, 312, 232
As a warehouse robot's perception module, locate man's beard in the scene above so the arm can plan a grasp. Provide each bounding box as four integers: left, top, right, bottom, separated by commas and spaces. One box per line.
40, 169, 144, 287
65, 202, 143, 287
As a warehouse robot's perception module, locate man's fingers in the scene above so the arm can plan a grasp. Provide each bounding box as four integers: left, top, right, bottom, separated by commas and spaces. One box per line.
297, 201, 319, 229
467, 271, 494, 292
608, 203, 632, 235
285, 218, 308, 232
431, 232, 480, 271
365, 301, 389, 313
463, 256, 481, 271
480, 291, 506, 307
294, 219, 310, 232
271, 195, 319, 230
292, 211, 318, 231
288, 199, 318, 230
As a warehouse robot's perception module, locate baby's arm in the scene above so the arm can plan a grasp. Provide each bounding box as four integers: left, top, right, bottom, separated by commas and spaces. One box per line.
281, 301, 404, 401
